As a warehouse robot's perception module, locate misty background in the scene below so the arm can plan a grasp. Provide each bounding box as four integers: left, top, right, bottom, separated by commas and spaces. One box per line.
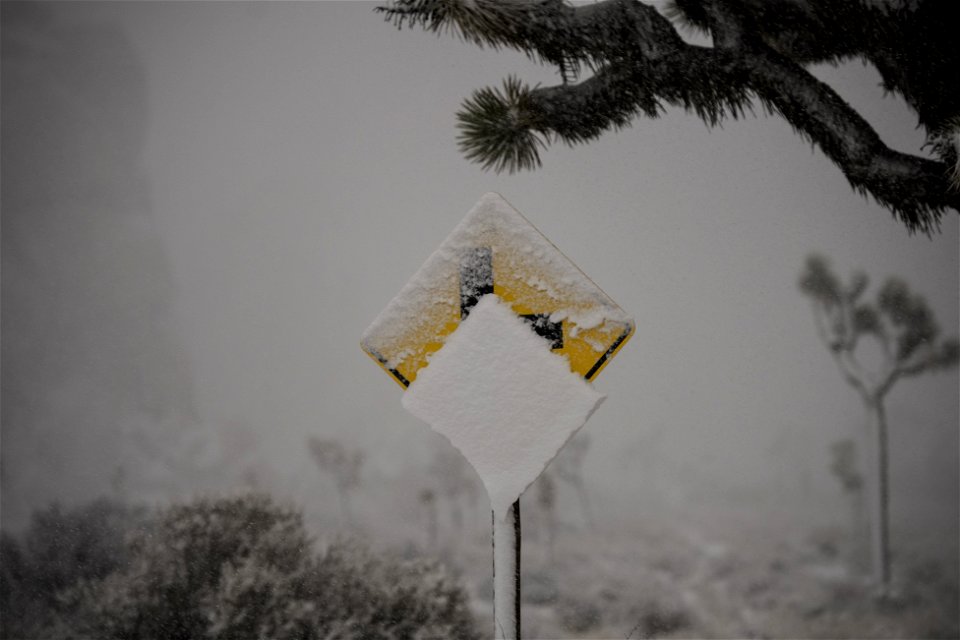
2, 0, 957, 579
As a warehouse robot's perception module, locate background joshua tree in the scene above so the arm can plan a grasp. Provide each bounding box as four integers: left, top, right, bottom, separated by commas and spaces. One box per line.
307, 437, 365, 527
534, 471, 557, 562
378, 0, 959, 233
829, 438, 867, 571
429, 446, 481, 541
552, 435, 594, 530
799, 254, 958, 594
419, 488, 439, 550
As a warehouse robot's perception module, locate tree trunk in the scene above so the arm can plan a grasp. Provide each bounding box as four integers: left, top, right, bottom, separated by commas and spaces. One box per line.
850, 485, 869, 573
865, 398, 891, 593
573, 479, 594, 530
546, 510, 556, 565
427, 501, 438, 550
451, 498, 464, 538
337, 486, 352, 528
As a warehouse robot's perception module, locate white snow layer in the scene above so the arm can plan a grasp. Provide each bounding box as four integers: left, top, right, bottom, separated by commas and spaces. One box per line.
401, 295, 606, 521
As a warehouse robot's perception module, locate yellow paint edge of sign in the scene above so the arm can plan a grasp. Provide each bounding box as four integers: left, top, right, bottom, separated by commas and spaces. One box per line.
584, 323, 634, 381
362, 318, 634, 389
362, 344, 411, 389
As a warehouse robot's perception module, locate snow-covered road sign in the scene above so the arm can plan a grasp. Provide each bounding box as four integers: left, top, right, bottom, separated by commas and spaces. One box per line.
363, 193, 633, 640
361, 192, 634, 387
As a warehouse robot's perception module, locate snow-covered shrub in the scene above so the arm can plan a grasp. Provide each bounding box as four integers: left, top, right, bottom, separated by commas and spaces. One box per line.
0, 498, 144, 640
627, 600, 691, 638
66, 493, 478, 640
557, 595, 601, 633
24, 499, 143, 602
312, 541, 479, 639
0, 531, 47, 640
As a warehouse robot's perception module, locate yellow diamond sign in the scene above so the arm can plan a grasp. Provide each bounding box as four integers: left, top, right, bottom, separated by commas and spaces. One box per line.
361, 193, 633, 387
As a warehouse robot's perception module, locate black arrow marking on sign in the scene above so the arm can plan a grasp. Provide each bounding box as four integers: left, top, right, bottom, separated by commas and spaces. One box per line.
519, 313, 563, 349
584, 327, 631, 380
371, 246, 628, 390
459, 246, 563, 349
367, 347, 411, 388
459, 247, 494, 319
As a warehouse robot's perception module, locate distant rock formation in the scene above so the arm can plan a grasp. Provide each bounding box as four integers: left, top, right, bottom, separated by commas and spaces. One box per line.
2, 4, 204, 528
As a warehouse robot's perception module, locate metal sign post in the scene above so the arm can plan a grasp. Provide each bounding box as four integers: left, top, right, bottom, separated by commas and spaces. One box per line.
493, 501, 521, 639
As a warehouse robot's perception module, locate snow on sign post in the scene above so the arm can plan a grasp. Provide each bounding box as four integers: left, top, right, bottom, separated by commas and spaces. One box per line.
361, 193, 633, 639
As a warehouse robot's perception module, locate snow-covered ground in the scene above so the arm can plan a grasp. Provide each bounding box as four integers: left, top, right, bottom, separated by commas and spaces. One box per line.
460, 503, 959, 639
315, 476, 958, 640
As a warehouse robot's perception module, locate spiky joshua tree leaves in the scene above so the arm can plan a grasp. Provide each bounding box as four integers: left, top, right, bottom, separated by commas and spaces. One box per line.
799, 254, 958, 594
378, 0, 959, 233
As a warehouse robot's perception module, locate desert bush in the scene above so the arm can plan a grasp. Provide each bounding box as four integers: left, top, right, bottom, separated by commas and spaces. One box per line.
314, 542, 479, 639
557, 596, 601, 633
24, 498, 143, 604
0, 531, 41, 640
623, 597, 691, 639
0, 498, 143, 640
66, 493, 479, 640
637, 607, 690, 638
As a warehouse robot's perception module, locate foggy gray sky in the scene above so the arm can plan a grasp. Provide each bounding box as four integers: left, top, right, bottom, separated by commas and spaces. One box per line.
3, 1, 957, 553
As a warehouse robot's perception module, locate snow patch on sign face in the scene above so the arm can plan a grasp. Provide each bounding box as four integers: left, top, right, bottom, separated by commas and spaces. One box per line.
401, 295, 606, 521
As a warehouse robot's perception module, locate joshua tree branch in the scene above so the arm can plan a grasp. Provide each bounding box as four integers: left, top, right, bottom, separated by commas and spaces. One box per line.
812, 304, 868, 396
380, 0, 958, 233
893, 346, 943, 379
739, 41, 956, 233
